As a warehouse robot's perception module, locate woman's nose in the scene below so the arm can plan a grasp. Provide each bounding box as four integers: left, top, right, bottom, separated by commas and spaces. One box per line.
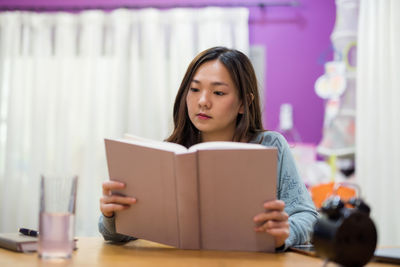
198, 91, 211, 108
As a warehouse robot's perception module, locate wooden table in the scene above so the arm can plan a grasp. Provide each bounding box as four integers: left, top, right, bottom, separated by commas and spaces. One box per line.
0, 237, 397, 267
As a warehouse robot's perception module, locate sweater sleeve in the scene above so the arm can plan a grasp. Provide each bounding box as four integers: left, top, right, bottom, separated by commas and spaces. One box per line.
98, 214, 137, 242
259, 132, 318, 250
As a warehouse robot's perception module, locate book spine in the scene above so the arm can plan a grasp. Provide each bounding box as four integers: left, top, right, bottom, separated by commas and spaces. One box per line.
174, 152, 201, 249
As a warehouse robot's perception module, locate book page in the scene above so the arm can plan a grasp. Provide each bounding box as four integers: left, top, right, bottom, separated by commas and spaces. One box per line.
188, 141, 267, 152
114, 134, 188, 154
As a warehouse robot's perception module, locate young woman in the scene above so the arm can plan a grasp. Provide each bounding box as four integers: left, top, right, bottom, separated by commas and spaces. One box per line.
99, 47, 318, 251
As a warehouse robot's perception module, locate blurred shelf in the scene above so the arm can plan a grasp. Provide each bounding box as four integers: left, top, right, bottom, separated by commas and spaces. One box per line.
317, 146, 355, 157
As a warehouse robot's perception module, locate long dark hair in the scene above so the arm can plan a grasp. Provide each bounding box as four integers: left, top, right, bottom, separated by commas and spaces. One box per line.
166, 46, 264, 148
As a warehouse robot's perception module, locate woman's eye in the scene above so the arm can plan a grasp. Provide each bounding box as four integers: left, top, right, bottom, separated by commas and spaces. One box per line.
214, 91, 225, 96
190, 88, 199, 92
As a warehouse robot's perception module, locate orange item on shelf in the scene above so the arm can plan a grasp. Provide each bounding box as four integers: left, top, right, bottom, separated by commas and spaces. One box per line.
310, 182, 356, 209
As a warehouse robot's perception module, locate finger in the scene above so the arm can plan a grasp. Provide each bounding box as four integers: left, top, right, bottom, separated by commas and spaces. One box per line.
255, 220, 289, 231
265, 227, 290, 239
101, 203, 130, 217
255, 224, 289, 236
254, 211, 289, 223
100, 195, 136, 205
102, 180, 125, 195
263, 200, 285, 210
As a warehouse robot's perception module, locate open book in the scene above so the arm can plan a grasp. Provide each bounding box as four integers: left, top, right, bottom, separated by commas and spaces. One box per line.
104, 134, 278, 252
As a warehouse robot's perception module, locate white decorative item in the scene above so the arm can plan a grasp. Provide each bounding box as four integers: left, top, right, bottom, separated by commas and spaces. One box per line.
316, 0, 359, 157
315, 61, 347, 99
278, 103, 301, 144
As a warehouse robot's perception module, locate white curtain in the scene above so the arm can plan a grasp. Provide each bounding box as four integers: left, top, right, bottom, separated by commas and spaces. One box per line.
356, 1, 400, 246
0, 8, 249, 236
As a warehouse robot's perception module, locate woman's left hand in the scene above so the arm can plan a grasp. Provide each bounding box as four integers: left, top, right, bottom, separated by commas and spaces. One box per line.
253, 200, 289, 248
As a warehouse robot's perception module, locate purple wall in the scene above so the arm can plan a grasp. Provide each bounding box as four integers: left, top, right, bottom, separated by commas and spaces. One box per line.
249, 1, 335, 144
0, 0, 335, 144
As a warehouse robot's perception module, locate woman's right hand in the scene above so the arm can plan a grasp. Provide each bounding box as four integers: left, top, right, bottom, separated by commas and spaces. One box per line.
100, 180, 137, 218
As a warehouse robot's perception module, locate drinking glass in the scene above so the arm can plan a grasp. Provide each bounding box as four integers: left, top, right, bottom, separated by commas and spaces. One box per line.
38, 175, 78, 259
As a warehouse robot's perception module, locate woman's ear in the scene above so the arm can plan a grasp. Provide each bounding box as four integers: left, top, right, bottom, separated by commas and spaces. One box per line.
239, 103, 245, 114
248, 93, 254, 103
238, 93, 254, 114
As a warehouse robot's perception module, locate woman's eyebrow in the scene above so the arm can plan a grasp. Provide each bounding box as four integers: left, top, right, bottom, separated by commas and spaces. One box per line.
191, 79, 229, 87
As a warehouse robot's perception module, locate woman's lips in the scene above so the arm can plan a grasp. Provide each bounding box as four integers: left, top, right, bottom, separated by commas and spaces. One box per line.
197, 113, 211, 120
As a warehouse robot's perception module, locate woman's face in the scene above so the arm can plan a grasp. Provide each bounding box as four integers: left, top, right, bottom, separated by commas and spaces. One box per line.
186, 59, 243, 142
